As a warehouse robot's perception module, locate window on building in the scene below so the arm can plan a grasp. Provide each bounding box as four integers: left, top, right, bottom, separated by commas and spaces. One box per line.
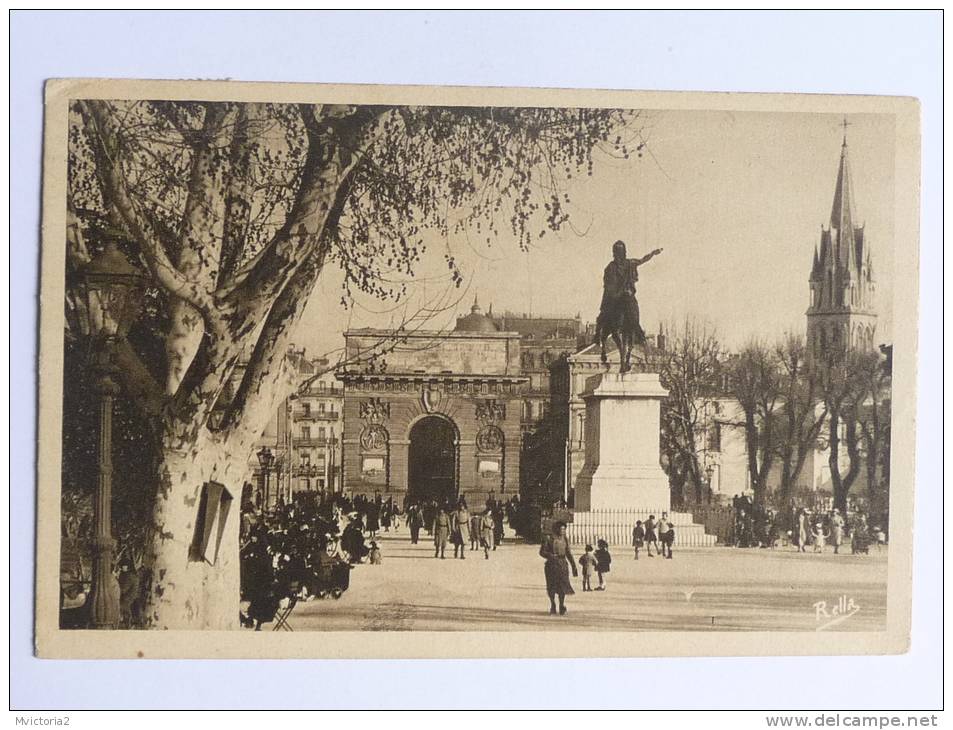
318, 402, 326, 413
301, 426, 311, 441
318, 426, 326, 441
302, 403, 311, 417
709, 422, 722, 452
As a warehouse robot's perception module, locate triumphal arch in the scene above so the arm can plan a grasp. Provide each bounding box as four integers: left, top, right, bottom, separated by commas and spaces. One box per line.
339, 314, 526, 505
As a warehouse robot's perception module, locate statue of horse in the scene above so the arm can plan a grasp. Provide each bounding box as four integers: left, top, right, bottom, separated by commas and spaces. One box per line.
594, 241, 662, 374
595, 301, 646, 374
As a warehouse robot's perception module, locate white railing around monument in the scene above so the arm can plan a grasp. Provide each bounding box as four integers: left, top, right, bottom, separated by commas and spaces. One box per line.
565, 508, 719, 548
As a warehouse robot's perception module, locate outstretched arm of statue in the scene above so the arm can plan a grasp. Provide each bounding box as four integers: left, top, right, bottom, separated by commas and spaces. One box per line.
632, 248, 664, 266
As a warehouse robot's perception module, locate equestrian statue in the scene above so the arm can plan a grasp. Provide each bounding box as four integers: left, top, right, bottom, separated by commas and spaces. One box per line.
594, 240, 663, 373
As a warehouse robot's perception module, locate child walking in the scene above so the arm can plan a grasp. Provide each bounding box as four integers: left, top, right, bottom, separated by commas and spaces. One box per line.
812, 522, 829, 553
594, 539, 612, 591
632, 520, 645, 560
579, 544, 598, 592
368, 541, 382, 564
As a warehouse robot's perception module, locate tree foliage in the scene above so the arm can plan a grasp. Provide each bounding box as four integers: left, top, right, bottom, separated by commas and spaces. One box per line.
64, 100, 643, 624
67, 100, 642, 446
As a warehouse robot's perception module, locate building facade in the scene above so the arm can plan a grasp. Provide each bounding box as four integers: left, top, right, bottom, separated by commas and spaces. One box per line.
488, 309, 584, 501
339, 307, 526, 505
289, 365, 344, 493
241, 351, 345, 510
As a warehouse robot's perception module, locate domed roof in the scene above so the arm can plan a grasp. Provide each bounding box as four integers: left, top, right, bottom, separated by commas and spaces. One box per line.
454, 296, 499, 333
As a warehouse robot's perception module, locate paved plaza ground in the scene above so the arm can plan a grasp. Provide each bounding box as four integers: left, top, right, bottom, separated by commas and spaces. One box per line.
286, 528, 888, 633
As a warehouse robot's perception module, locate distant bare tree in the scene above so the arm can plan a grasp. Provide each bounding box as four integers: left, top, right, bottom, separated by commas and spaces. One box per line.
773, 335, 827, 511
727, 341, 781, 508
856, 346, 892, 524
816, 345, 872, 513
658, 320, 725, 506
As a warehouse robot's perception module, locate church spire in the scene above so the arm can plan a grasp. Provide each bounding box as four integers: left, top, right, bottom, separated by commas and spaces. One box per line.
830, 123, 855, 235
807, 120, 877, 362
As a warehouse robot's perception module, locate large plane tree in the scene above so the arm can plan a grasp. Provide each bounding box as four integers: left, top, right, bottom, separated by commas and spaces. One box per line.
65, 99, 641, 628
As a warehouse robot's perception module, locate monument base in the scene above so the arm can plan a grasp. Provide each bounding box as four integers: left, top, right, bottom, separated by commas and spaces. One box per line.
574, 467, 671, 512
573, 372, 671, 514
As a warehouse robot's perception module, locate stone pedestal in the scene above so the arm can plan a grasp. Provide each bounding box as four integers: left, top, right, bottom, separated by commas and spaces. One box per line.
573, 372, 671, 512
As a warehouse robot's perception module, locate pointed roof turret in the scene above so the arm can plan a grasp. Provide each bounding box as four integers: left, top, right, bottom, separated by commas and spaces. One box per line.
811, 245, 821, 279
830, 131, 856, 236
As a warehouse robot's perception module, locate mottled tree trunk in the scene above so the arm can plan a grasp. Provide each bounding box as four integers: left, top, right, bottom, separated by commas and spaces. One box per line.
143, 429, 257, 630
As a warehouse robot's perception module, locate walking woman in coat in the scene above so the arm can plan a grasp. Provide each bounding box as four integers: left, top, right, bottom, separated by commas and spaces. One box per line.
830, 508, 845, 554
433, 505, 451, 559
796, 508, 809, 553
539, 521, 578, 615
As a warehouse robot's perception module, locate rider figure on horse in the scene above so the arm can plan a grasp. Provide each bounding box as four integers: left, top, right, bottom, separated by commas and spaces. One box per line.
595, 240, 663, 372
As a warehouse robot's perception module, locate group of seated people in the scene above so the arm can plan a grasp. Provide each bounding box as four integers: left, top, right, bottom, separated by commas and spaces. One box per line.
239, 491, 386, 629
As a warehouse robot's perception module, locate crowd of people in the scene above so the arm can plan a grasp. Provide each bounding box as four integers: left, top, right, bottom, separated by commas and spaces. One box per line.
239, 490, 412, 629
405, 493, 518, 559
728, 494, 887, 554
238, 489, 537, 628
238, 485, 888, 627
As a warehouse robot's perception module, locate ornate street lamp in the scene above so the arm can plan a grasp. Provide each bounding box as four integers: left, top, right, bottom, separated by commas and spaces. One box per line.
256, 446, 275, 510
74, 240, 145, 629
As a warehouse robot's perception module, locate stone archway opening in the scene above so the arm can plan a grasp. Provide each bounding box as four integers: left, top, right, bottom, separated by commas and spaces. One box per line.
407, 416, 458, 506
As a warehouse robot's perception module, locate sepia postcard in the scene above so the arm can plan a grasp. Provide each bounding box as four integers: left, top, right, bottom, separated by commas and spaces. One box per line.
36, 79, 919, 658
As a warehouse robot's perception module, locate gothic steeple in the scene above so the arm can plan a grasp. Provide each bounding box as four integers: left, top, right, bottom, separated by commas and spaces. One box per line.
806, 121, 877, 362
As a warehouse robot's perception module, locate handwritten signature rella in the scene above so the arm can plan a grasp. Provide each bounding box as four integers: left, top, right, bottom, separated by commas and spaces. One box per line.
813, 595, 860, 631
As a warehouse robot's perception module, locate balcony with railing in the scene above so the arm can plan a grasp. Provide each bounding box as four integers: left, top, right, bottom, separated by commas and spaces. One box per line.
299, 385, 345, 398
294, 409, 340, 422
294, 437, 339, 448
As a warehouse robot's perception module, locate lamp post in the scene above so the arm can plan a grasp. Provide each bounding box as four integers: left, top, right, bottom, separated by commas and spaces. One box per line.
74, 240, 145, 629
257, 446, 275, 511
705, 463, 716, 504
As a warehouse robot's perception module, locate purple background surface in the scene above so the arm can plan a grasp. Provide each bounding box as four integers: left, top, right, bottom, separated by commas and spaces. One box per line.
10, 10, 942, 710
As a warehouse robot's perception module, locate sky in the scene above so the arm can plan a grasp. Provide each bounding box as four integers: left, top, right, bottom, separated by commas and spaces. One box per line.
296, 108, 896, 362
